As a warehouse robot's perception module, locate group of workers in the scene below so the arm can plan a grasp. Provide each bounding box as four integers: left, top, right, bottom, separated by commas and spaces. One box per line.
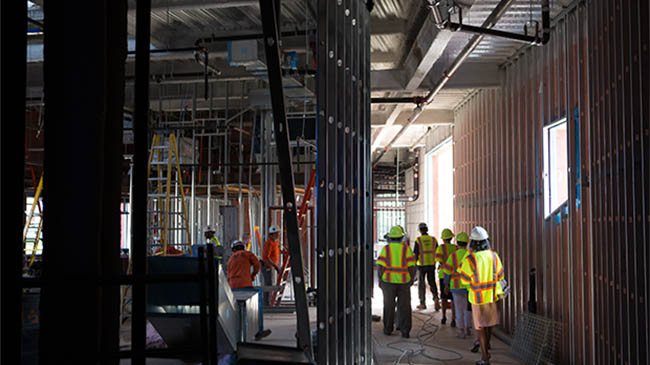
377, 223, 505, 365
199, 224, 283, 341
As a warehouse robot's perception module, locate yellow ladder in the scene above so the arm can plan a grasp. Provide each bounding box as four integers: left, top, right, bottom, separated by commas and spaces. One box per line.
147, 133, 192, 255
23, 175, 44, 267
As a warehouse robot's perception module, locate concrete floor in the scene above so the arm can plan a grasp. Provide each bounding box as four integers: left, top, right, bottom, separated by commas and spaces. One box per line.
118, 285, 521, 364
259, 284, 521, 364
371, 285, 522, 365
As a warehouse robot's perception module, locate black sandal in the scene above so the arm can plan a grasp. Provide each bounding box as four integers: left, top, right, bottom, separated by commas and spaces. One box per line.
471, 343, 480, 353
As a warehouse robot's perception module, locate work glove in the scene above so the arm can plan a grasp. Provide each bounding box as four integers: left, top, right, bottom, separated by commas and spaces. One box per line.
444, 285, 450, 295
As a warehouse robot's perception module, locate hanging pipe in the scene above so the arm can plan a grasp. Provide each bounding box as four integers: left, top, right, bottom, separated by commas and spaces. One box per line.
427, 0, 550, 46
372, 0, 518, 167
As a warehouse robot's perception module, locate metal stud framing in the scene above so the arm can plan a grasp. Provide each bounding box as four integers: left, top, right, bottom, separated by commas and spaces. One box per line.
316, 0, 372, 363
258, 0, 313, 354
453, 1, 649, 363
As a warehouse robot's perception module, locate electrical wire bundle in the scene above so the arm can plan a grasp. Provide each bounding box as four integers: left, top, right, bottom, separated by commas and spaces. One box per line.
375, 311, 464, 364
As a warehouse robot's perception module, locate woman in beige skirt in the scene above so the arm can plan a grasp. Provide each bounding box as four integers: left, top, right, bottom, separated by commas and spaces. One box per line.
459, 226, 505, 365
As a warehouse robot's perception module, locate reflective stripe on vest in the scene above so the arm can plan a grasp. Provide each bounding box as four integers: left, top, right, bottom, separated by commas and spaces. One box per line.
464, 250, 502, 305
465, 253, 482, 304
449, 251, 461, 289
416, 235, 436, 266
382, 243, 411, 284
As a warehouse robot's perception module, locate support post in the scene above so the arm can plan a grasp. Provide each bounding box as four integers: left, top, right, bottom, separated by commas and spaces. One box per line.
1, 1, 27, 363
207, 244, 218, 364
258, 0, 313, 354
132, 0, 151, 362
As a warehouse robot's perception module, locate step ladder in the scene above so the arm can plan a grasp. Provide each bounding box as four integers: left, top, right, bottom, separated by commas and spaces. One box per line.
270, 168, 316, 306
23, 175, 44, 267
147, 133, 192, 256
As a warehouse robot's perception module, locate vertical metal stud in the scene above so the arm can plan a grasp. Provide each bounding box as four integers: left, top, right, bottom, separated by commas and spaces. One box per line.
258, 0, 313, 354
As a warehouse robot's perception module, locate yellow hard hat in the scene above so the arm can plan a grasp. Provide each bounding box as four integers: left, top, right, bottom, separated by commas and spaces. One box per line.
388, 226, 405, 239
456, 232, 469, 243
441, 228, 455, 240
397, 225, 406, 235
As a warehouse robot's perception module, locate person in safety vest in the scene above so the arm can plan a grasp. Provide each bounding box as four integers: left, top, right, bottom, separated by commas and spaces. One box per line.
459, 226, 505, 365
435, 228, 457, 326
414, 223, 441, 311
191, 226, 224, 260
376, 225, 417, 338
396, 225, 410, 246
261, 225, 282, 306
227, 240, 272, 340
442, 231, 473, 338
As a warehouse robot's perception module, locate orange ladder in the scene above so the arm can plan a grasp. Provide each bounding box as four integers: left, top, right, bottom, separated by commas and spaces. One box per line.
270, 168, 316, 306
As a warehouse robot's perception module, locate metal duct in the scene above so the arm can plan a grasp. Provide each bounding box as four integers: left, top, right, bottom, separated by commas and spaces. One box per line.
372, 0, 517, 166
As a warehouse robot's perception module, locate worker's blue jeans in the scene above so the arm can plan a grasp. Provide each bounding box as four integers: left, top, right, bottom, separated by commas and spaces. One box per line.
231, 287, 265, 336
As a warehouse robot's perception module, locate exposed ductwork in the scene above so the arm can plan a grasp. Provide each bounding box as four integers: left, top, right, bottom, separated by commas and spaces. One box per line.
407, 150, 421, 202
372, 0, 524, 167
427, 0, 551, 46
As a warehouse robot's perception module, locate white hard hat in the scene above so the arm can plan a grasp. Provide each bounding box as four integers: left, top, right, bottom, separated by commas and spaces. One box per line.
231, 240, 245, 248
269, 225, 280, 234
205, 226, 215, 233
469, 226, 489, 241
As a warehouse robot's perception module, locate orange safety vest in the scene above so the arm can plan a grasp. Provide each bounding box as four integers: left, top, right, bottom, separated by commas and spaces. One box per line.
376, 243, 416, 284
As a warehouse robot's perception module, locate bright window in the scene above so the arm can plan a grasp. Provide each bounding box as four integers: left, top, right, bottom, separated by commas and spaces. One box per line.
375, 194, 405, 243
424, 138, 454, 236
543, 118, 568, 218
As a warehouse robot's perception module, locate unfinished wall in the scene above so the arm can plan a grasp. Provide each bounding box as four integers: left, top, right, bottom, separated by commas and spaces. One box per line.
454, 1, 649, 364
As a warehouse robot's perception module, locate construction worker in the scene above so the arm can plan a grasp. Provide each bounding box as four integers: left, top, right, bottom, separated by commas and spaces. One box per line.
459, 226, 505, 365
442, 231, 472, 338
203, 226, 224, 260
414, 223, 441, 311
397, 224, 410, 246
227, 240, 272, 340
261, 225, 282, 306
376, 226, 417, 338
435, 228, 457, 326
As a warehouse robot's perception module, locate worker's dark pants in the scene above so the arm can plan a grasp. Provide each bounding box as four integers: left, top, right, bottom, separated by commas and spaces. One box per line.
262, 266, 273, 306
417, 265, 438, 304
381, 282, 412, 334
232, 287, 266, 335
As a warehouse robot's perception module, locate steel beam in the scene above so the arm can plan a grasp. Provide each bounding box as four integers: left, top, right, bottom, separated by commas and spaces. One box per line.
258, 0, 312, 355
101, 0, 128, 362
132, 0, 151, 362
317, 1, 372, 363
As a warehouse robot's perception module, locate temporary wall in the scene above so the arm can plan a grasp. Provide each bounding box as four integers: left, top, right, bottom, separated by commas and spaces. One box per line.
453, 1, 649, 364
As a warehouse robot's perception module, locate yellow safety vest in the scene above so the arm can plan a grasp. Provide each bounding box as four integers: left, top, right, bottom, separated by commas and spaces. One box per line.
209, 236, 222, 259
459, 250, 505, 305
415, 235, 437, 266
442, 248, 470, 290
435, 243, 457, 278
376, 243, 416, 284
